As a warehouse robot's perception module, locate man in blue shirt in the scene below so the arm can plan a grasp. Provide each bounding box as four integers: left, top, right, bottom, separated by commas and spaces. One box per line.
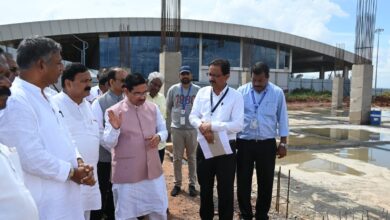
236, 61, 289, 220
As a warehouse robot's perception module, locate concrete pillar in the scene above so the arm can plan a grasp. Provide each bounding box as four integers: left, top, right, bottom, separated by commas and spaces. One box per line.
349, 64, 373, 125
343, 66, 349, 79
319, 67, 325, 79
159, 51, 182, 96
240, 69, 251, 85
331, 76, 344, 110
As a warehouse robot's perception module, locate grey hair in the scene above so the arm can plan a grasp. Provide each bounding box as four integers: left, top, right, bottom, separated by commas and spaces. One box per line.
147, 71, 164, 84
16, 36, 62, 70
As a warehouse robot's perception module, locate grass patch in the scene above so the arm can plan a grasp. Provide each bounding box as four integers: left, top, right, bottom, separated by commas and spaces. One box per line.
286, 88, 332, 102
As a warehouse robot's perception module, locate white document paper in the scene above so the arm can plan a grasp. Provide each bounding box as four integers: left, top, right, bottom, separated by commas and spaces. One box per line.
198, 131, 232, 159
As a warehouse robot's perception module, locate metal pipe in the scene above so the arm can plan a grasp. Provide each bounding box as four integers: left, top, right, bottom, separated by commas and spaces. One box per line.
374, 28, 384, 97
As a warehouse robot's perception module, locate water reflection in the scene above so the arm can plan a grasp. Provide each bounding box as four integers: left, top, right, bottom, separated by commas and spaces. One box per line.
278, 145, 390, 175
298, 128, 390, 141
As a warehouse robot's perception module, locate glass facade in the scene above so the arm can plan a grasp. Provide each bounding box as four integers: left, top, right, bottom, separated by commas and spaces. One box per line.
243, 40, 277, 69
99, 33, 290, 80
279, 46, 290, 69
202, 35, 240, 67
130, 35, 160, 76
181, 36, 200, 81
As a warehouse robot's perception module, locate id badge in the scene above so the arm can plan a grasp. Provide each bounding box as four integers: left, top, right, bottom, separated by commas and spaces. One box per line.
180, 116, 186, 125
250, 118, 258, 129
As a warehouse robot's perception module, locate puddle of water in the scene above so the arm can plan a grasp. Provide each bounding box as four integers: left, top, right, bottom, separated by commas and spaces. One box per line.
298, 128, 390, 141
288, 133, 337, 146
277, 145, 390, 175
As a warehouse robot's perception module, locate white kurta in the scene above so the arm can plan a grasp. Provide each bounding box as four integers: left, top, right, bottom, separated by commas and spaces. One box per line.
0, 143, 39, 220
0, 78, 84, 220
52, 91, 102, 211
103, 102, 168, 220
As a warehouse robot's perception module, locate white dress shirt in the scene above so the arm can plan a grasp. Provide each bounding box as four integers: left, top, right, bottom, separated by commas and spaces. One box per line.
0, 143, 39, 220
189, 85, 244, 140
0, 77, 84, 220
51, 91, 102, 211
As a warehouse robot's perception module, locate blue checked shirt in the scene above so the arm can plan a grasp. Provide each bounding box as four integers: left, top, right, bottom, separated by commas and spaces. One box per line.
237, 82, 289, 140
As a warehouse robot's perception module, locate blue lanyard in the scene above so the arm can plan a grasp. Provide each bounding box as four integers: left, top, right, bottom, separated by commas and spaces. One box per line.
180, 84, 192, 110
251, 89, 267, 113
210, 87, 229, 115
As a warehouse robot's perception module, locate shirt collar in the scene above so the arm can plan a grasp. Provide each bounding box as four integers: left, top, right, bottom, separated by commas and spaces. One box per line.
212, 84, 229, 96
13, 77, 42, 96
59, 91, 86, 107
107, 89, 123, 100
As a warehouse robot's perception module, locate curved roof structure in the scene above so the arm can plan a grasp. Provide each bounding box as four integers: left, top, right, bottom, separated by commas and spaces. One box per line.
0, 17, 355, 73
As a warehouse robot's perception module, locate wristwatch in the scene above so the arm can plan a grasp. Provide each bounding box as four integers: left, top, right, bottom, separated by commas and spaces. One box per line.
279, 143, 288, 149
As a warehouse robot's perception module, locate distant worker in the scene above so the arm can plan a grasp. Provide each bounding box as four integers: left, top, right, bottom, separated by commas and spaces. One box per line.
236, 61, 289, 220
167, 65, 200, 197
146, 71, 167, 163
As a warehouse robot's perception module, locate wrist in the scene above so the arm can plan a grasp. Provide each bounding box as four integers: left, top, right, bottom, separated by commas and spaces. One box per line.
279, 142, 288, 149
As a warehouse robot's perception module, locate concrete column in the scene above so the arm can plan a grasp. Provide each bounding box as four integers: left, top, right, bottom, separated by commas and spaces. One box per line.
159, 51, 182, 96
319, 66, 325, 79
349, 64, 373, 125
331, 76, 344, 109
240, 69, 251, 85
343, 66, 349, 79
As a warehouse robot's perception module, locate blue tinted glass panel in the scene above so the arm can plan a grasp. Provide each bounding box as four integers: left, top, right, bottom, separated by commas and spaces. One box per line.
279, 47, 290, 69
243, 41, 277, 69
99, 37, 120, 68
130, 36, 160, 78
181, 36, 199, 81
202, 35, 240, 67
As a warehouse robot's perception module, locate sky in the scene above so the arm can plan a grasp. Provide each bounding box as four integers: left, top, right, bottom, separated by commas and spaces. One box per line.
0, 0, 389, 88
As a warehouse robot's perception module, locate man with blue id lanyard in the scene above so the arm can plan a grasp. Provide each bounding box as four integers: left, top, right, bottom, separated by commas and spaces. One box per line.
236, 61, 289, 220
166, 65, 200, 197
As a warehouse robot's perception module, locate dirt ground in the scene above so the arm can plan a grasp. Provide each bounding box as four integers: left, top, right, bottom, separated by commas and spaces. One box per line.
161, 103, 390, 220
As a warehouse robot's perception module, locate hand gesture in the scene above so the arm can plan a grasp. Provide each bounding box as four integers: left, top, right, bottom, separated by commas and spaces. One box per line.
146, 134, 161, 148
108, 110, 122, 129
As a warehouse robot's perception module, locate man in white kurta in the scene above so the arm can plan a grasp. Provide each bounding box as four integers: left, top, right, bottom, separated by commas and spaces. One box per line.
103, 73, 168, 220
0, 36, 95, 220
0, 50, 39, 220
52, 63, 102, 220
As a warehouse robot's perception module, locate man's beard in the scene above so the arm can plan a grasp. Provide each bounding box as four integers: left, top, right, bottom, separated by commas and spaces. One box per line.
180, 78, 190, 84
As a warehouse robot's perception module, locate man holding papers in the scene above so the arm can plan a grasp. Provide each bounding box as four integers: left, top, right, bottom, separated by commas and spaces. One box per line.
189, 58, 244, 220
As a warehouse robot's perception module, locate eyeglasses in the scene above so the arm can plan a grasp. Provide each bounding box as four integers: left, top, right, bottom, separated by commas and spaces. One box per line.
206, 72, 223, 78
131, 91, 148, 97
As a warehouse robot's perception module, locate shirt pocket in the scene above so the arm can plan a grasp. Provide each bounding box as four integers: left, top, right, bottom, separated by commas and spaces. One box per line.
263, 101, 277, 116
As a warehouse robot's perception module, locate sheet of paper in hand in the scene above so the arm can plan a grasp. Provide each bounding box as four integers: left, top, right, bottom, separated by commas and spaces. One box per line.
198, 131, 232, 159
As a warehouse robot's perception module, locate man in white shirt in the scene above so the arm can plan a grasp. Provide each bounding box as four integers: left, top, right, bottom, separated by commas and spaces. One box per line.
52, 63, 102, 220
0, 47, 39, 220
189, 58, 244, 220
0, 36, 95, 220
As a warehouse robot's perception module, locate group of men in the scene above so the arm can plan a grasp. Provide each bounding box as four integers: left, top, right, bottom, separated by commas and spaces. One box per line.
0, 35, 289, 220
